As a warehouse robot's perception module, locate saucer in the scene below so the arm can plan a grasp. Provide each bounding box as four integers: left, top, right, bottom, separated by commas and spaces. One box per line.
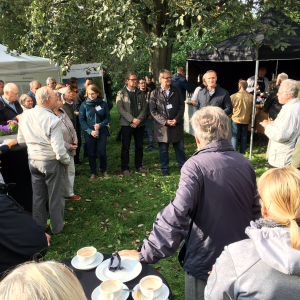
96, 257, 142, 283
91, 283, 129, 300
132, 283, 169, 300
71, 252, 104, 270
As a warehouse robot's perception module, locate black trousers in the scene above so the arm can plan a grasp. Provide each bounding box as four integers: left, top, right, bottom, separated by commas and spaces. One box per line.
74, 117, 82, 163
121, 125, 145, 171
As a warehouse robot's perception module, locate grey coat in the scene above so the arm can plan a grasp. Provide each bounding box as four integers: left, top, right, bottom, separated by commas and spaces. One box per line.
60, 109, 77, 157
116, 87, 147, 127
149, 85, 185, 143
139, 140, 261, 280
205, 222, 300, 300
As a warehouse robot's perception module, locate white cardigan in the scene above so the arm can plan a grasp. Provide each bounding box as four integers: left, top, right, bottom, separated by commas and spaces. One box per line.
265, 98, 300, 167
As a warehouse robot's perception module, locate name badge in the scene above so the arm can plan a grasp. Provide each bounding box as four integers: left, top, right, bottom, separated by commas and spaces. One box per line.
167, 104, 173, 110
95, 106, 102, 111
138, 104, 141, 110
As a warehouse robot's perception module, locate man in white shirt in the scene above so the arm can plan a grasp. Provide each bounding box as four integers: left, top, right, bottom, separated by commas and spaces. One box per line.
18, 87, 70, 235
246, 66, 269, 96
262, 79, 300, 167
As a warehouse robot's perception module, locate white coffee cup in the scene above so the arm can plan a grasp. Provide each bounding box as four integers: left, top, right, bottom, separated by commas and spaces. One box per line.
77, 246, 97, 265
140, 275, 163, 299
100, 279, 123, 300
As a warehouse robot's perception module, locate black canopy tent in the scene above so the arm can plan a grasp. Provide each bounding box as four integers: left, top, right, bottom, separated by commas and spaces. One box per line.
186, 9, 300, 158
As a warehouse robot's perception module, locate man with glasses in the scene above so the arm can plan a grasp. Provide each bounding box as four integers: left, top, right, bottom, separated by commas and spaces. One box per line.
116, 72, 148, 176
149, 69, 186, 176
18, 87, 70, 235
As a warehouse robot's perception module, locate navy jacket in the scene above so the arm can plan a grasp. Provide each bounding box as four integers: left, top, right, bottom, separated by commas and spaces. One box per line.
171, 73, 193, 100
193, 85, 233, 116
140, 140, 261, 280
0, 194, 48, 275
263, 84, 283, 120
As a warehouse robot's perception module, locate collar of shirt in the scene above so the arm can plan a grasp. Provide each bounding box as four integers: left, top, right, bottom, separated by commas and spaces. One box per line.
207, 88, 215, 96
2, 96, 17, 112
160, 86, 171, 97
126, 86, 135, 93
65, 100, 73, 106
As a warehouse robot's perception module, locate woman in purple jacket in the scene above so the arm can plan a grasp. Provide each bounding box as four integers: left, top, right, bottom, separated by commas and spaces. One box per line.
119, 106, 260, 300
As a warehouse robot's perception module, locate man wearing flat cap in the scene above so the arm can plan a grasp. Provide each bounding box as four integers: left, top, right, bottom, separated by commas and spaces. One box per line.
145, 73, 156, 92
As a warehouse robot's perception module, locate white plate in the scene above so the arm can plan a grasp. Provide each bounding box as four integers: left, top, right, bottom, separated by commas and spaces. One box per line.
71, 252, 104, 270
95, 257, 142, 283
132, 283, 169, 300
91, 283, 129, 300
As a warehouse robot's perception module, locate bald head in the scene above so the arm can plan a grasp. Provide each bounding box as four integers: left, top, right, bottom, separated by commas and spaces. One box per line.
30, 81, 41, 95
4, 83, 19, 103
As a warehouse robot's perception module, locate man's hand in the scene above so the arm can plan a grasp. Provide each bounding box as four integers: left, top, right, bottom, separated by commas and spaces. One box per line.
94, 124, 100, 130
7, 139, 18, 148
65, 165, 69, 174
169, 119, 177, 126
130, 123, 137, 128
132, 118, 140, 125
91, 130, 98, 138
165, 120, 172, 126
118, 250, 140, 261
107, 81, 111, 84
261, 121, 269, 129
45, 233, 51, 246
191, 100, 196, 105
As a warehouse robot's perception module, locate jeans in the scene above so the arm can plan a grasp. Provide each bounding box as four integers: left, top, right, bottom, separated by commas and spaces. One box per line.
84, 131, 107, 175
145, 117, 154, 148
231, 120, 248, 154
185, 272, 206, 300
121, 126, 144, 170
158, 140, 186, 172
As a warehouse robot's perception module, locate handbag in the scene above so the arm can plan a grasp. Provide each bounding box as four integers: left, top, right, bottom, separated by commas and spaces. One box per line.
91, 106, 111, 137
178, 200, 199, 268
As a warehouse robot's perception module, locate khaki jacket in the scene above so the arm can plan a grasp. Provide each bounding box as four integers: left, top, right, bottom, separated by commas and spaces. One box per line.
116, 87, 147, 127
230, 91, 253, 124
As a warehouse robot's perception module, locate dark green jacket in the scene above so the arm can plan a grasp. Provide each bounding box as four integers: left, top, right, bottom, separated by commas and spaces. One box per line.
79, 98, 110, 135
116, 87, 147, 127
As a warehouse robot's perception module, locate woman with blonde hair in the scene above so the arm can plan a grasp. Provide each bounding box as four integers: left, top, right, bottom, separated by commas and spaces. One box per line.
19, 94, 33, 111
0, 261, 87, 300
205, 166, 300, 300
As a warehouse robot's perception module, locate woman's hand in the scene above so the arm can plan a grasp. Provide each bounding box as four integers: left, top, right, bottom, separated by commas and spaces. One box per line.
94, 124, 100, 130
91, 131, 98, 138
118, 250, 140, 261
69, 143, 78, 150
7, 139, 18, 149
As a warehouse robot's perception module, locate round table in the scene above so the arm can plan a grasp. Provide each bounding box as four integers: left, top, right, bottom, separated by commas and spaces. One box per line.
62, 254, 174, 300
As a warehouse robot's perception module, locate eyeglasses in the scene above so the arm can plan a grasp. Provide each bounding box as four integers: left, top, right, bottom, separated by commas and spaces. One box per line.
88, 92, 97, 96
161, 77, 171, 80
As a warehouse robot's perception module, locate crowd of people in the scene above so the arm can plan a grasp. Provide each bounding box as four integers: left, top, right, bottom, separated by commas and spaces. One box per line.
1, 66, 300, 299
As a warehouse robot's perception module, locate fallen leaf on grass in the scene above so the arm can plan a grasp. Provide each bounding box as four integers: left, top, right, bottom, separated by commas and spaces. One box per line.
86, 199, 92, 202
84, 221, 92, 226
114, 203, 120, 208
135, 201, 139, 204
173, 264, 179, 270
99, 247, 105, 250
156, 185, 161, 188
142, 173, 146, 177
122, 213, 127, 221
154, 205, 157, 208
174, 275, 178, 277
105, 219, 109, 223
129, 204, 133, 207
58, 241, 69, 249
136, 239, 140, 243
75, 217, 81, 221
138, 224, 144, 228
130, 211, 134, 214
146, 231, 150, 234
67, 207, 74, 211
81, 208, 86, 211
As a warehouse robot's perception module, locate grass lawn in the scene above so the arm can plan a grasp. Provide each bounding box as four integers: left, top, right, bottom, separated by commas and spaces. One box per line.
45, 104, 268, 299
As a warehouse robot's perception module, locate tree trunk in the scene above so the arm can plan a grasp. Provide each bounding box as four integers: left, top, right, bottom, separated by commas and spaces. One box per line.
148, 44, 173, 85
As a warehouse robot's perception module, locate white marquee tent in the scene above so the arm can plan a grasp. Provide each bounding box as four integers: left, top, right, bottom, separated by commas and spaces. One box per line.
0, 44, 61, 94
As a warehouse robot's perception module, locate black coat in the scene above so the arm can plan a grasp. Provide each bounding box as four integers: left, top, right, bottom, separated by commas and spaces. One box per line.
149, 85, 185, 143
193, 85, 233, 116
0, 194, 48, 275
76, 89, 86, 111
263, 84, 283, 120
0, 97, 23, 125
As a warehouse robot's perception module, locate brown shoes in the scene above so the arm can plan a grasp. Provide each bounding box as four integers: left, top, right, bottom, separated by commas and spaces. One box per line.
102, 172, 110, 178
123, 170, 131, 176
89, 174, 97, 181
136, 167, 147, 173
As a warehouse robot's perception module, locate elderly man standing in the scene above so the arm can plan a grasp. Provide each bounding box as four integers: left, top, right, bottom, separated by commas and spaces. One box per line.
46, 77, 57, 90
230, 80, 253, 154
28, 80, 41, 107
263, 72, 288, 120
119, 107, 260, 300
0, 83, 22, 125
150, 69, 186, 176
116, 71, 147, 176
262, 79, 300, 168
18, 87, 70, 235
193, 70, 232, 116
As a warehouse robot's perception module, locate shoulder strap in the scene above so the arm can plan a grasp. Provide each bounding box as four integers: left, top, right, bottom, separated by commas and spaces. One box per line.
91, 106, 104, 123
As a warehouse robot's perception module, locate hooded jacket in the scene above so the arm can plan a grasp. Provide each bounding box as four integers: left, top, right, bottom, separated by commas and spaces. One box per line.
205, 221, 300, 300
0, 193, 48, 275
171, 73, 193, 100
140, 140, 260, 280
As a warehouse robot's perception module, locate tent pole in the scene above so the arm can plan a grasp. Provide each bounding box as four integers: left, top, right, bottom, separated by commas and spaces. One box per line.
249, 60, 259, 159
275, 60, 279, 78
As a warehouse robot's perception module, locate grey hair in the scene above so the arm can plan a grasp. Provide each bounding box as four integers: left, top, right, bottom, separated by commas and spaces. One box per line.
46, 77, 56, 85
191, 106, 228, 144
54, 91, 61, 98
36, 87, 51, 104
159, 69, 171, 78
280, 79, 300, 99
205, 70, 217, 77
29, 81, 41, 89
278, 73, 288, 81
58, 87, 69, 104
19, 94, 32, 106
